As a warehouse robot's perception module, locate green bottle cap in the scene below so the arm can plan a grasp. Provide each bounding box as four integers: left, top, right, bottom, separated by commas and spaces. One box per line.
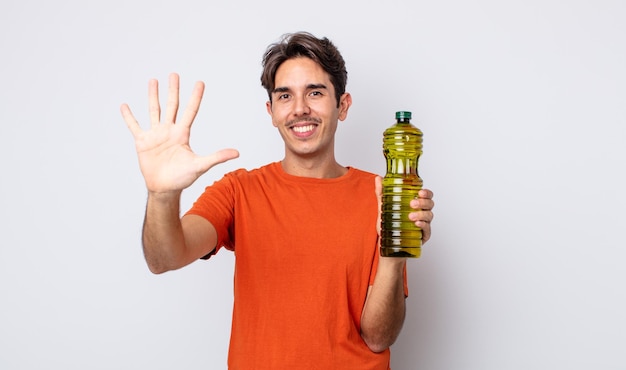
396, 111, 412, 120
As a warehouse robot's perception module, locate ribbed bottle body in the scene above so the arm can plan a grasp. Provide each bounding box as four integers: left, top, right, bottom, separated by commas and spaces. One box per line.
381, 112, 423, 257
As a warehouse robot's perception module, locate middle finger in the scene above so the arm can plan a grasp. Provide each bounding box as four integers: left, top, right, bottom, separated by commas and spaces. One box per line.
164, 73, 180, 124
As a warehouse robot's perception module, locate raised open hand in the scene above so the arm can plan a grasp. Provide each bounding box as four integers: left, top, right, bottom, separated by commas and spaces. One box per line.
121, 73, 239, 194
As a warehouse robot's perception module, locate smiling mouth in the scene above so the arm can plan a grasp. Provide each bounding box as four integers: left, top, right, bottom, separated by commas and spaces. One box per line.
292, 124, 317, 133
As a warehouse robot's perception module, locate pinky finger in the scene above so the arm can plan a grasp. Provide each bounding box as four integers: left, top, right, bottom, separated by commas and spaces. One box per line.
418, 220, 431, 243
120, 104, 143, 138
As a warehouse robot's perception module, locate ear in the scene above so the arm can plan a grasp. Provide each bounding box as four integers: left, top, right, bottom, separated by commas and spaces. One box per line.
338, 93, 352, 121
266, 100, 278, 127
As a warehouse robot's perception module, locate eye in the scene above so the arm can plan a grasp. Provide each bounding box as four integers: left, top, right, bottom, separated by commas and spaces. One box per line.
309, 90, 323, 97
277, 93, 290, 100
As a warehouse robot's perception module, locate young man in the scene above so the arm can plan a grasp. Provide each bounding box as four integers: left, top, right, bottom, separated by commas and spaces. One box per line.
121, 32, 434, 369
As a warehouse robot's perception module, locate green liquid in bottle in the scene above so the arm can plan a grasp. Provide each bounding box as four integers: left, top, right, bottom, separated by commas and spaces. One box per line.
381, 111, 423, 258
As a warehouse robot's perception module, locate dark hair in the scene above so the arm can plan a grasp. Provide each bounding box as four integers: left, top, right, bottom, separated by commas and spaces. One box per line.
261, 32, 347, 107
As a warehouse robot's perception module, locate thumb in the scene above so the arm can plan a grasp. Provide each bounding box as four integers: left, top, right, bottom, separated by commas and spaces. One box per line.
211, 148, 240, 165
195, 148, 240, 175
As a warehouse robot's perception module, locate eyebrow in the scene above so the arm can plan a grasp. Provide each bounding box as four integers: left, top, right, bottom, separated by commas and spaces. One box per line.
306, 83, 328, 90
271, 83, 328, 95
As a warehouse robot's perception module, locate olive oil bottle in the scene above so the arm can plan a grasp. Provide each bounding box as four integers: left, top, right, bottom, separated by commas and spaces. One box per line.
381, 111, 423, 257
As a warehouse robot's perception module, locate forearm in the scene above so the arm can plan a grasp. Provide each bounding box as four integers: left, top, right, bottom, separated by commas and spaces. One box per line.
142, 191, 188, 274
360, 257, 407, 353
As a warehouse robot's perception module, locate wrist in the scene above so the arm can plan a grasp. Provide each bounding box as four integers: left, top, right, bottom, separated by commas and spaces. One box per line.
147, 189, 182, 199
146, 190, 182, 208
378, 255, 407, 271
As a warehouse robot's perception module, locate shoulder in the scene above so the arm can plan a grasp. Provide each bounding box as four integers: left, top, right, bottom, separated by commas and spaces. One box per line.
346, 167, 379, 182
222, 162, 279, 180
330, 167, 378, 198
211, 162, 281, 193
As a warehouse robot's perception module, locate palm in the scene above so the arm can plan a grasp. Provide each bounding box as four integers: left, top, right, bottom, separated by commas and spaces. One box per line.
133, 122, 198, 192
122, 73, 239, 193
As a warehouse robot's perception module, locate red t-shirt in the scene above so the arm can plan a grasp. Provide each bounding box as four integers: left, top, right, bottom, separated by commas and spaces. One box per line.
187, 162, 405, 369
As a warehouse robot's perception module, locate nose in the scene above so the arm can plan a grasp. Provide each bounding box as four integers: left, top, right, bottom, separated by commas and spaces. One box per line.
293, 94, 311, 116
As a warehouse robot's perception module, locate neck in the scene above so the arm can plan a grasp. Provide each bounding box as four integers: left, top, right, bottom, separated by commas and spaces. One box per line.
280, 154, 347, 179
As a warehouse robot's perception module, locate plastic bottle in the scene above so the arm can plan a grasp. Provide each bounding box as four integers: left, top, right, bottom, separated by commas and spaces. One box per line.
381, 111, 423, 258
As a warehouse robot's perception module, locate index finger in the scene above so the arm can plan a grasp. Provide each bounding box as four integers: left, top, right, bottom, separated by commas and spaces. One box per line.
178, 81, 205, 128
418, 188, 434, 199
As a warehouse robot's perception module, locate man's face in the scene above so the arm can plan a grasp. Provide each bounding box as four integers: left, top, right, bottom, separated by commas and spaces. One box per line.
266, 57, 351, 159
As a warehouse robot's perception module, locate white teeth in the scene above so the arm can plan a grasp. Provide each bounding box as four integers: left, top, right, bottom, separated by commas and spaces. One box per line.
293, 125, 315, 133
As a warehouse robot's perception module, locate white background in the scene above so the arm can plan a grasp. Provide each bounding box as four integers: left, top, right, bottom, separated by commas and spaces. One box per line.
1, 0, 625, 369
